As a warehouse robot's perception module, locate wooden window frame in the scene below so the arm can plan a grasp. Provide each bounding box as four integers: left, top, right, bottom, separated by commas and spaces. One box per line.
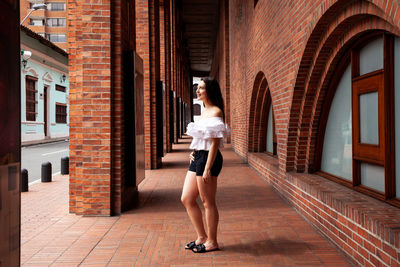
315, 32, 399, 208
351, 69, 385, 164
55, 102, 67, 124
25, 75, 38, 121
55, 84, 66, 92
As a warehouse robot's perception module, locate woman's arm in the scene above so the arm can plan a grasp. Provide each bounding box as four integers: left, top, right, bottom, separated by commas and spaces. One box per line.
202, 107, 223, 182
202, 137, 220, 183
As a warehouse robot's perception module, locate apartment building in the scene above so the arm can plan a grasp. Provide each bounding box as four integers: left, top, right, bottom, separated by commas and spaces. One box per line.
20, 0, 67, 50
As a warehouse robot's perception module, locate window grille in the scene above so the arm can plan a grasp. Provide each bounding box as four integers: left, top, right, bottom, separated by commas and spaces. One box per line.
25, 76, 37, 121
55, 103, 67, 123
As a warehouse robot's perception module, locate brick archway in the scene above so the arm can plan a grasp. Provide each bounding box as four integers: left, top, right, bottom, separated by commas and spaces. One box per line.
248, 72, 272, 152
287, 0, 400, 172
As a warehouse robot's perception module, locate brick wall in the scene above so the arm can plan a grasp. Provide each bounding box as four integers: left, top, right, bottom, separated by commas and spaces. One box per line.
227, 0, 400, 265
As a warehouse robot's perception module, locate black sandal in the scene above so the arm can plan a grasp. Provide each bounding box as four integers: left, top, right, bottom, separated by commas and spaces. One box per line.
192, 244, 219, 253
185, 241, 196, 250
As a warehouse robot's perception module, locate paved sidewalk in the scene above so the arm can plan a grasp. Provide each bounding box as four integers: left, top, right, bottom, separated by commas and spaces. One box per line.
22, 137, 69, 147
21, 137, 352, 266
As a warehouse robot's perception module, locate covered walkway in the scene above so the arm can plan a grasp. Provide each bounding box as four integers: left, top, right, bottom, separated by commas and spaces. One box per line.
21, 137, 351, 266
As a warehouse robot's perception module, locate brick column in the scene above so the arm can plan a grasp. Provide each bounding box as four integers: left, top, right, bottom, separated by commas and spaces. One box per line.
160, 1, 165, 83
68, 0, 112, 215
135, 0, 151, 169
68, 0, 136, 215
136, 0, 161, 169
224, 0, 231, 141
149, 0, 162, 168
112, 0, 137, 213
171, 1, 178, 144
164, 0, 172, 152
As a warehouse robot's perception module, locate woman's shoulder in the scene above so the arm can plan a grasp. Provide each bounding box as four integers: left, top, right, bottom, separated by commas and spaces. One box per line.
208, 107, 223, 118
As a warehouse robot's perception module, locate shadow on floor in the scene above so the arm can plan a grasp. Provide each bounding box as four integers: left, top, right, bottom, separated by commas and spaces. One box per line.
169, 148, 192, 153
161, 160, 191, 169
133, 184, 285, 212
222, 238, 312, 256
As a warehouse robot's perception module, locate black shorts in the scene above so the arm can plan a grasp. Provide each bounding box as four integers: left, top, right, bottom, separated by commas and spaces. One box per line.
188, 150, 223, 177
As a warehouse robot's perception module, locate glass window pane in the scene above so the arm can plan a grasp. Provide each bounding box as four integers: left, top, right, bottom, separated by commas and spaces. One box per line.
59, 34, 66, 42
361, 163, 385, 192
50, 2, 65, 11
31, 19, 43, 26
360, 37, 383, 75
395, 37, 400, 198
360, 92, 379, 144
321, 64, 352, 180
266, 104, 273, 153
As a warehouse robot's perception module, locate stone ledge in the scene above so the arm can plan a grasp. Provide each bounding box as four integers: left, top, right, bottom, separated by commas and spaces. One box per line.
248, 152, 279, 172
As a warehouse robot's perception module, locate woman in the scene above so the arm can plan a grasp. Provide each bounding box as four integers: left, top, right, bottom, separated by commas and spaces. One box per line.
181, 77, 230, 253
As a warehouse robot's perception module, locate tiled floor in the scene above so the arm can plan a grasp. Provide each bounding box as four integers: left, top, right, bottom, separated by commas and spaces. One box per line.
21, 137, 353, 266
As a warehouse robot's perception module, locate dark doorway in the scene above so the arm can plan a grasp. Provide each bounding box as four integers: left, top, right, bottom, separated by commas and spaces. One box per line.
123, 51, 145, 188
176, 97, 180, 140
169, 90, 174, 144
156, 81, 164, 157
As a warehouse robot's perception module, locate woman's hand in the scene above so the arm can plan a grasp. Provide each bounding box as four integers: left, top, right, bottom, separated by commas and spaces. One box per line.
202, 168, 211, 183
189, 151, 195, 163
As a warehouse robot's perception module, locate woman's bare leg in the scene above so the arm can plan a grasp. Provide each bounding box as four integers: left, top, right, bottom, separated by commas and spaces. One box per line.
196, 175, 219, 251
181, 171, 207, 246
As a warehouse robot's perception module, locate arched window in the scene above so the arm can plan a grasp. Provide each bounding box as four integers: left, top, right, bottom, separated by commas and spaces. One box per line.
249, 73, 277, 156
263, 91, 276, 156
318, 33, 400, 206
193, 103, 201, 116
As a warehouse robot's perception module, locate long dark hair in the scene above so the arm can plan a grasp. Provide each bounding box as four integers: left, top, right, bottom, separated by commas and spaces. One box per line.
201, 77, 225, 121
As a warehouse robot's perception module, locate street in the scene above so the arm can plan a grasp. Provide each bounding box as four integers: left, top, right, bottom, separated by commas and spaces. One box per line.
21, 140, 69, 184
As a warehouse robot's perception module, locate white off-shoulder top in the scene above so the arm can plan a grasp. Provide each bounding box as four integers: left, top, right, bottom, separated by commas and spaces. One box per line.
186, 117, 230, 151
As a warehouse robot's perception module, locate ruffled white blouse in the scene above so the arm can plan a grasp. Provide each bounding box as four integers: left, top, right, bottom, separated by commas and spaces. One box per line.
186, 117, 230, 151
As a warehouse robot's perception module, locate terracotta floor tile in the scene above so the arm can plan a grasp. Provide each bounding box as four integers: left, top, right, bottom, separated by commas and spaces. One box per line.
50, 262, 81, 267
22, 264, 53, 267
21, 137, 352, 266
107, 262, 136, 267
